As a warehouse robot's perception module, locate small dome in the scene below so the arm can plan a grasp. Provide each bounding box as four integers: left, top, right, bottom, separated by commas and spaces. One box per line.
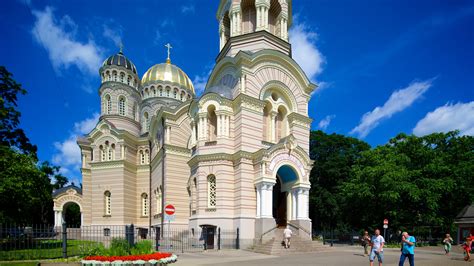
102, 51, 137, 74
142, 62, 194, 94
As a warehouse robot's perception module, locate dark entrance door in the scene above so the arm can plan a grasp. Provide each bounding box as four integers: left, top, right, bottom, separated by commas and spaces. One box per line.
202, 226, 216, 249
273, 176, 287, 227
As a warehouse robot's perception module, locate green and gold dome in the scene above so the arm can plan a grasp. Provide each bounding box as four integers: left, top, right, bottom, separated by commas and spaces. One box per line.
141, 59, 195, 94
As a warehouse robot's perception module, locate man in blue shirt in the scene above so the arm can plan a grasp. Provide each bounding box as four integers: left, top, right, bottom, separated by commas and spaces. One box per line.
399, 231, 416, 266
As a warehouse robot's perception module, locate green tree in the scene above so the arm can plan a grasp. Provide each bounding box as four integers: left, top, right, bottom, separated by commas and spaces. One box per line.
308, 130, 370, 230
0, 66, 70, 224
339, 132, 474, 233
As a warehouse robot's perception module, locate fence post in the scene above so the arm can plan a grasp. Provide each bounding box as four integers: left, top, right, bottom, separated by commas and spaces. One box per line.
203, 227, 207, 251
236, 227, 240, 249
218, 227, 221, 250
62, 222, 67, 258
155, 227, 161, 251
126, 224, 135, 247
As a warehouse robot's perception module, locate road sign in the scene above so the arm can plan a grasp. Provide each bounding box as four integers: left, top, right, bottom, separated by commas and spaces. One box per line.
383, 219, 389, 225
165, 204, 175, 215
383, 224, 388, 229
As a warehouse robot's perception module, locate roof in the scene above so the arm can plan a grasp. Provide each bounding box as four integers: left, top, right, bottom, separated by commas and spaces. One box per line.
455, 204, 474, 224
102, 51, 138, 74
52, 185, 82, 197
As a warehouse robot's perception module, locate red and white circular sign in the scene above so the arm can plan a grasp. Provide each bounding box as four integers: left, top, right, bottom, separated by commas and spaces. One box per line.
165, 204, 175, 215
383, 219, 389, 225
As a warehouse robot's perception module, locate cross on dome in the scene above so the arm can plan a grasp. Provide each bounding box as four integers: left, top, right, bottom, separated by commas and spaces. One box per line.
165, 43, 172, 64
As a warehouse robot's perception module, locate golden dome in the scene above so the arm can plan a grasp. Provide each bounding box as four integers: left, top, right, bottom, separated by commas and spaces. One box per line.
141, 61, 195, 94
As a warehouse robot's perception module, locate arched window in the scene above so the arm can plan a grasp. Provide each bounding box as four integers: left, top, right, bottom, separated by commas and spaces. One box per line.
100, 145, 105, 162
180, 92, 185, 101
145, 149, 149, 164
174, 89, 178, 99
158, 86, 163, 96
108, 143, 115, 161
143, 112, 149, 131
118, 97, 126, 116
104, 95, 112, 114
268, 0, 282, 35
145, 88, 149, 98
127, 75, 131, 85
276, 106, 288, 140
141, 193, 148, 217
112, 71, 117, 81
120, 72, 125, 83
156, 187, 162, 214
139, 150, 145, 165
207, 105, 217, 141
104, 191, 111, 215
263, 102, 272, 141
207, 175, 216, 208
106, 71, 111, 81
241, 0, 256, 34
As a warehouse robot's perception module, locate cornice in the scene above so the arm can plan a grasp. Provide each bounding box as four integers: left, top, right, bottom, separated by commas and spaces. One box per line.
89, 159, 137, 171
287, 112, 312, 127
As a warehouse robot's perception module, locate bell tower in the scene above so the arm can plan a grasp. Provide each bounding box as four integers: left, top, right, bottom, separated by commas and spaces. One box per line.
216, 0, 292, 61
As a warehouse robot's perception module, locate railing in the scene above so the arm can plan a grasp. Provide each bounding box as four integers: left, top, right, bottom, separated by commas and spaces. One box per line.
0, 223, 241, 261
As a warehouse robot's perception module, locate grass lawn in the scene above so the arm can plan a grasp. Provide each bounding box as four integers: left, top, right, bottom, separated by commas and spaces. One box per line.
0, 240, 98, 261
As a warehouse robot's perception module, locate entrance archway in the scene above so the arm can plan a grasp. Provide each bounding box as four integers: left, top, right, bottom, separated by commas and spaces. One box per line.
272, 165, 299, 227
52, 185, 83, 227
63, 202, 81, 227
272, 176, 286, 226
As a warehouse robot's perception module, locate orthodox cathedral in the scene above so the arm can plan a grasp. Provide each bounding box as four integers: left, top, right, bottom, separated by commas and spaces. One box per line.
53, 0, 316, 246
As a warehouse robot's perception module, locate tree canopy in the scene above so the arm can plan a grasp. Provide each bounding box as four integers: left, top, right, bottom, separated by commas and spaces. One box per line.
309, 130, 474, 234
0, 66, 68, 224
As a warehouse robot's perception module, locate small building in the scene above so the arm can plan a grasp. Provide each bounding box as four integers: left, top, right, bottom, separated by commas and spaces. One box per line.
455, 204, 474, 243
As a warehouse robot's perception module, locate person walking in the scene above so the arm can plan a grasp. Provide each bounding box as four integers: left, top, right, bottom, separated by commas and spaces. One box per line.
369, 229, 385, 266
362, 231, 371, 256
283, 225, 293, 249
442, 234, 453, 255
462, 236, 472, 262
399, 232, 416, 266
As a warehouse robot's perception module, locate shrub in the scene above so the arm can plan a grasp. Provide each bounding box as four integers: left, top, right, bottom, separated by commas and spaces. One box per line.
108, 238, 131, 256
131, 240, 153, 255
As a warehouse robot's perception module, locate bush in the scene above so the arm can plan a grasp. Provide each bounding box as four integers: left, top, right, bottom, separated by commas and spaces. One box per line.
108, 238, 131, 256
131, 240, 153, 255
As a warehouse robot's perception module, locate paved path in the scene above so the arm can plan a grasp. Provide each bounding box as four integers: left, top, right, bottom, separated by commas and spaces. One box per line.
174, 246, 471, 266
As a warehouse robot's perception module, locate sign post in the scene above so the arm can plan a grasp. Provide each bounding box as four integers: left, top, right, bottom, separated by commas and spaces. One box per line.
164, 204, 175, 250
383, 219, 389, 240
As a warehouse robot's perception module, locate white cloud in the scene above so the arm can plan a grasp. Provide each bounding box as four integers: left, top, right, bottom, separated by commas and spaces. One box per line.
289, 22, 325, 81
181, 4, 195, 14
52, 113, 100, 180
318, 115, 335, 130
193, 74, 209, 96
103, 25, 122, 48
31, 7, 102, 75
350, 79, 434, 138
413, 101, 474, 136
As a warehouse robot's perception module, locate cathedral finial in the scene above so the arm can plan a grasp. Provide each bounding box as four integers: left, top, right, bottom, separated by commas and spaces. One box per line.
165, 43, 172, 64
119, 42, 124, 54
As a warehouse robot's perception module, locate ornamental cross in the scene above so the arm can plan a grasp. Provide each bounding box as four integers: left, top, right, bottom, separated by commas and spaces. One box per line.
165, 43, 172, 61
119, 42, 124, 53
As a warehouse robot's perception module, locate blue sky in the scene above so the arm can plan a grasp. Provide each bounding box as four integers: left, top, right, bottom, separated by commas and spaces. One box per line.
1, 0, 473, 184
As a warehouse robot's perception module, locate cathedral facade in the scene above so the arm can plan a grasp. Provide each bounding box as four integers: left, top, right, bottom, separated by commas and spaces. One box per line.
72, 0, 315, 245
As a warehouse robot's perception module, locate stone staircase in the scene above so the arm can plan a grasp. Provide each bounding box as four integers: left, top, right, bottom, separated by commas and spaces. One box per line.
250, 228, 329, 255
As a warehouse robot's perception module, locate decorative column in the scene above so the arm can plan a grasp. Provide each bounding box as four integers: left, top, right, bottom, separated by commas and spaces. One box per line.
270, 111, 277, 143
203, 115, 208, 140
286, 192, 292, 221
296, 188, 309, 220
54, 210, 63, 227
240, 74, 246, 93
261, 182, 274, 218
121, 145, 125, 160
256, 184, 262, 218
291, 189, 297, 220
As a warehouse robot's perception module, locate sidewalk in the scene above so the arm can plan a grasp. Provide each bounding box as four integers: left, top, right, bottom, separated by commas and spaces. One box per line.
173, 246, 471, 266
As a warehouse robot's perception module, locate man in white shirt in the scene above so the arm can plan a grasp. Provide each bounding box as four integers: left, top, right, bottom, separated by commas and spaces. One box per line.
370, 229, 385, 266
283, 226, 293, 249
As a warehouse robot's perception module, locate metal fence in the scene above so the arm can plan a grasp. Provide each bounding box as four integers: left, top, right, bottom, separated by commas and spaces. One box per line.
0, 224, 240, 261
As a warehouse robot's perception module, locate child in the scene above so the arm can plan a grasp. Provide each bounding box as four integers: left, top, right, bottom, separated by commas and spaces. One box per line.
443, 234, 453, 255
463, 237, 472, 262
